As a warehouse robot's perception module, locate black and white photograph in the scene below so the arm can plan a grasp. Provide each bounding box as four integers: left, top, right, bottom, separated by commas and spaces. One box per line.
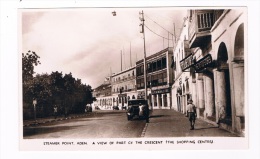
20, 6, 247, 147
1, 0, 260, 158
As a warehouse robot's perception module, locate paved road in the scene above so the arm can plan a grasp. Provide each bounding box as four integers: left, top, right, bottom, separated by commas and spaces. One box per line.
23, 110, 147, 139
145, 109, 238, 137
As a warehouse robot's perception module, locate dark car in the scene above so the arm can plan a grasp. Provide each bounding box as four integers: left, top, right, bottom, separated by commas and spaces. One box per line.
112, 106, 119, 110
85, 104, 92, 112
126, 99, 149, 122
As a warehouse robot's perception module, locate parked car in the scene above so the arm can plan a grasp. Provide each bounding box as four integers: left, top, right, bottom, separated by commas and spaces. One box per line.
112, 106, 119, 110
126, 99, 149, 122
85, 104, 92, 112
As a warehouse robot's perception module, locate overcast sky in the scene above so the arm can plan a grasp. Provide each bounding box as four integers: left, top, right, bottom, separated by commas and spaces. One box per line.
22, 7, 187, 88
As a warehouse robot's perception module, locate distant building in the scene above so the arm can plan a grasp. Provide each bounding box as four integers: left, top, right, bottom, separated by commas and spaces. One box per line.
111, 66, 137, 109
92, 76, 112, 109
136, 47, 174, 109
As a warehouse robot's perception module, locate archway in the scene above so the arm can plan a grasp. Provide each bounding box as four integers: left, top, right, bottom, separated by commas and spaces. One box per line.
233, 23, 245, 131
234, 23, 244, 59
217, 42, 232, 124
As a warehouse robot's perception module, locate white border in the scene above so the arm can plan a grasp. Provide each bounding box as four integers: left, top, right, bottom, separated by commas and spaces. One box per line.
1, 0, 260, 159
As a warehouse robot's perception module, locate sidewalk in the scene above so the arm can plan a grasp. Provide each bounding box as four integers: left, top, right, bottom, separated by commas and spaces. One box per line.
144, 109, 238, 137
23, 113, 93, 127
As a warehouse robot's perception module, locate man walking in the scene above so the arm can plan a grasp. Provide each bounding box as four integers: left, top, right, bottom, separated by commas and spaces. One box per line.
187, 99, 197, 130
54, 105, 58, 119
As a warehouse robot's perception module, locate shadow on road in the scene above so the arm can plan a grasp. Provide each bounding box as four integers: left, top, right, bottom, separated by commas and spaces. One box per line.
23, 125, 85, 137
149, 115, 170, 118
194, 126, 219, 130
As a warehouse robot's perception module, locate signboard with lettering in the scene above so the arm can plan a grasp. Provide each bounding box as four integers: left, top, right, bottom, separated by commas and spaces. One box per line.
180, 53, 195, 71
151, 88, 170, 95
118, 94, 127, 97
193, 54, 213, 72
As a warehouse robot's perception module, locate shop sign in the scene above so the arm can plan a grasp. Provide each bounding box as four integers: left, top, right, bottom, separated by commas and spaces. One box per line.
193, 54, 213, 72
151, 88, 170, 95
118, 93, 127, 97
180, 53, 195, 71
137, 91, 145, 98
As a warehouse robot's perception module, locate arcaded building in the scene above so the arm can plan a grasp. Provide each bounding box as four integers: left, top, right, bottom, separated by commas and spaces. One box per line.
171, 9, 246, 136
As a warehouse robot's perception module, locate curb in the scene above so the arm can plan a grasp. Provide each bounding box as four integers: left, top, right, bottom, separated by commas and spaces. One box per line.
23, 113, 92, 127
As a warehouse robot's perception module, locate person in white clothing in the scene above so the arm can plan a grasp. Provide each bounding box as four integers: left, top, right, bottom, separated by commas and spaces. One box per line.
186, 99, 197, 130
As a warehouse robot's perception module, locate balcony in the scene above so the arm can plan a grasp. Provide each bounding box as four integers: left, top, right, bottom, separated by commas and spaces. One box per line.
189, 10, 214, 48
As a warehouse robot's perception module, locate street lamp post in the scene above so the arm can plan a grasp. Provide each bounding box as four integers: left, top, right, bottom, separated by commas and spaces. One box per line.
139, 10, 147, 100
33, 98, 37, 123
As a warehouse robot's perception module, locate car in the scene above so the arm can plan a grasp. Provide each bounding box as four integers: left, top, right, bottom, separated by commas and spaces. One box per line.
126, 99, 149, 122
85, 104, 92, 112
112, 106, 119, 110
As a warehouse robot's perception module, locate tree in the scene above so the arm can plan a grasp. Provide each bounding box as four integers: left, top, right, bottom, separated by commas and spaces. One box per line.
22, 51, 41, 119
22, 50, 41, 83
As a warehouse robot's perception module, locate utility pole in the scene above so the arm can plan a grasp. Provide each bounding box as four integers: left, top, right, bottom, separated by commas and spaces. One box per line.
121, 50, 122, 71
173, 23, 177, 44
139, 10, 147, 100
130, 42, 132, 67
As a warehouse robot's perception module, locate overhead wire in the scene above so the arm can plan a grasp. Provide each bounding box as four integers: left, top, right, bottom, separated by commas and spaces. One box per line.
144, 14, 174, 35
144, 24, 173, 40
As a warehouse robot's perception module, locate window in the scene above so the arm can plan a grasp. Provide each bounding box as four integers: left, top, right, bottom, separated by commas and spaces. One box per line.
152, 61, 157, 71
163, 72, 167, 83
158, 73, 163, 85
157, 59, 162, 70
162, 57, 167, 68
140, 78, 144, 88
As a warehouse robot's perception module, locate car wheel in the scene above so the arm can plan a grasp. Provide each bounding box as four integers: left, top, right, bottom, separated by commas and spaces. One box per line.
127, 115, 131, 121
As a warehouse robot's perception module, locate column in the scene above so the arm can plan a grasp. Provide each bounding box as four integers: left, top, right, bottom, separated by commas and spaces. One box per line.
231, 62, 244, 133
197, 79, 205, 109
156, 94, 159, 108
161, 94, 165, 108
232, 62, 244, 117
152, 94, 155, 109
204, 75, 215, 117
213, 69, 227, 122
167, 93, 171, 109
192, 81, 198, 117
181, 96, 185, 113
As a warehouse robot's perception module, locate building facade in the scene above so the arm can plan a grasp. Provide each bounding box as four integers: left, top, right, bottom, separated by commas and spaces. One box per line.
111, 66, 137, 109
171, 9, 246, 136
92, 77, 112, 109
136, 47, 174, 110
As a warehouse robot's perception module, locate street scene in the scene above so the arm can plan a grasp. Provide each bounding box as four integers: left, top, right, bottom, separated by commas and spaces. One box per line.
22, 7, 246, 141
23, 109, 237, 139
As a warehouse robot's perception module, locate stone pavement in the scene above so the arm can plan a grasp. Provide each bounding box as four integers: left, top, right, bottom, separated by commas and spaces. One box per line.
144, 109, 238, 137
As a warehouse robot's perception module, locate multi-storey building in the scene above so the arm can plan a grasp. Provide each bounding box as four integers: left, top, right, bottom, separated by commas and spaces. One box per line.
111, 66, 137, 109
92, 77, 112, 109
136, 47, 174, 109
171, 16, 191, 114
172, 9, 246, 136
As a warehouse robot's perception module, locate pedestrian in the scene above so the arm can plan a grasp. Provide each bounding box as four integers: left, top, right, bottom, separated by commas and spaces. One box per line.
54, 105, 58, 119
186, 99, 197, 130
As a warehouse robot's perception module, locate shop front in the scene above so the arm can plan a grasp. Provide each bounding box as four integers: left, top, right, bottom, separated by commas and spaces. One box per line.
150, 86, 171, 109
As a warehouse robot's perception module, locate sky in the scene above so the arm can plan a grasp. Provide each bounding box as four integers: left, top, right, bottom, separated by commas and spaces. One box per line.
22, 7, 187, 88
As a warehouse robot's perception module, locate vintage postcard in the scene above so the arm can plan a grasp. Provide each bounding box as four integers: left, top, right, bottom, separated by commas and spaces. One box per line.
18, 6, 248, 151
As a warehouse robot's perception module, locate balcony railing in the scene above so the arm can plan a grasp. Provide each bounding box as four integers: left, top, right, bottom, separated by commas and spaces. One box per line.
189, 10, 215, 48
112, 76, 136, 84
